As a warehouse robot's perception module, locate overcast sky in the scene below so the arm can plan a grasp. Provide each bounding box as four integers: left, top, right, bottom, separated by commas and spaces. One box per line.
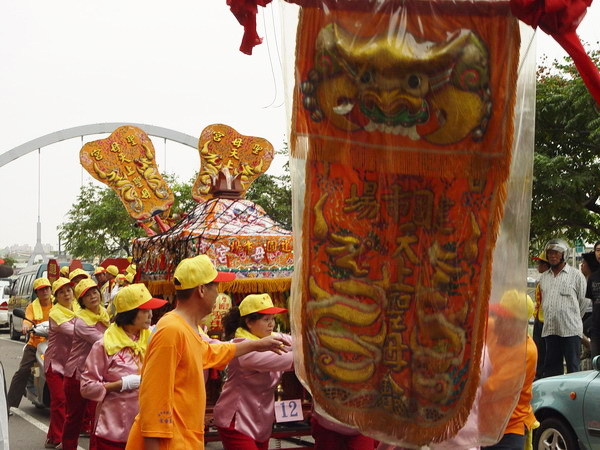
0, 0, 598, 253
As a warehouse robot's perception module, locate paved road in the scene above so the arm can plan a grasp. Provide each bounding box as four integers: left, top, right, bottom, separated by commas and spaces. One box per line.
0, 330, 90, 449
1, 330, 313, 449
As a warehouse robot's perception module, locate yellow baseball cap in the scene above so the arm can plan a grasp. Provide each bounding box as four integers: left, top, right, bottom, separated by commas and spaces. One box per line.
75, 278, 98, 300
490, 290, 534, 321
106, 265, 119, 277
52, 277, 73, 295
173, 255, 235, 290
113, 284, 167, 314
239, 294, 287, 317
33, 277, 51, 291
59, 266, 70, 277
94, 266, 107, 275
532, 251, 549, 264
69, 268, 90, 281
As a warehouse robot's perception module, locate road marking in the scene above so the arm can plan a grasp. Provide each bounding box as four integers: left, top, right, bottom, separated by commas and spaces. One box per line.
0, 337, 24, 345
10, 408, 86, 450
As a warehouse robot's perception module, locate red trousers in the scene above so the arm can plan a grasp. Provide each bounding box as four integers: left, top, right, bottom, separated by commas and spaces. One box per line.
45, 366, 66, 444
217, 417, 269, 450
311, 417, 378, 450
94, 435, 126, 449
62, 375, 97, 450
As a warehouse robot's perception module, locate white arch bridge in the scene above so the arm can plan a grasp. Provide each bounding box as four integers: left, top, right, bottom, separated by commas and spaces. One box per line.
0, 122, 198, 264
0, 122, 198, 168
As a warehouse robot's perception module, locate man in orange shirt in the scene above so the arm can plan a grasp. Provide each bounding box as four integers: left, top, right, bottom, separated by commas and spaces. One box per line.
7, 277, 53, 409
126, 255, 287, 450
482, 292, 537, 449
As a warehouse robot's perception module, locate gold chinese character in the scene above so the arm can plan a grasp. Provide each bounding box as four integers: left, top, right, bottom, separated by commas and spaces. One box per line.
383, 332, 408, 371
252, 144, 263, 155
118, 153, 132, 163
132, 176, 143, 188
393, 235, 419, 265
125, 135, 137, 146
124, 166, 136, 176
140, 188, 151, 199
413, 190, 434, 229
243, 241, 254, 254
229, 149, 240, 160
231, 138, 243, 148
383, 185, 411, 223
90, 149, 103, 161
229, 240, 242, 253
110, 142, 121, 153
265, 240, 278, 252
343, 182, 379, 220
213, 131, 225, 142
279, 241, 292, 253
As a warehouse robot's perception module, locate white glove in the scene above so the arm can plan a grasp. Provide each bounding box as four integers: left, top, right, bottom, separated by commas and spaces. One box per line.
120, 374, 141, 392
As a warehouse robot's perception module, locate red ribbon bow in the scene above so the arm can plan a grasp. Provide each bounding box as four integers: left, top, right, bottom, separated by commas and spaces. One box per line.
510, 0, 600, 104
227, 0, 273, 55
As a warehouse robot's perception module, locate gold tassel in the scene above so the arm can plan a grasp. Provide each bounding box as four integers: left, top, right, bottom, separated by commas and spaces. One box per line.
219, 278, 291, 294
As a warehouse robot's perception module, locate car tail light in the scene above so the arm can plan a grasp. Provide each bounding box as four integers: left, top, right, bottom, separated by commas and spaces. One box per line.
0, 301, 7, 311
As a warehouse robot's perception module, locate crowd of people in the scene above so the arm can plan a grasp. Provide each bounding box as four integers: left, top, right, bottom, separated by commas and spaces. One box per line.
6, 240, 600, 449
6, 256, 302, 450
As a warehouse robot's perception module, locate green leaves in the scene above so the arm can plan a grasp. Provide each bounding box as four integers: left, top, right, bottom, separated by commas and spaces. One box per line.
531, 49, 600, 250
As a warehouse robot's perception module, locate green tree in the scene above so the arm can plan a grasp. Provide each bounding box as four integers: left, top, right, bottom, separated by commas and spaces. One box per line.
59, 174, 195, 260
58, 184, 144, 259
530, 49, 600, 251
246, 158, 292, 230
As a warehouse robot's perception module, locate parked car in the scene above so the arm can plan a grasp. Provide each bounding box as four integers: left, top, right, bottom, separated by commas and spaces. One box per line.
7, 262, 94, 340
0, 279, 12, 328
532, 356, 600, 450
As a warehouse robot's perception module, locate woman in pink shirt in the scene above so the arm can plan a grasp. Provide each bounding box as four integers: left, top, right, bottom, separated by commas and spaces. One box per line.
61, 279, 110, 450
80, 284, 166, 450
214, 294, 294, 450
44, 277, 77, 448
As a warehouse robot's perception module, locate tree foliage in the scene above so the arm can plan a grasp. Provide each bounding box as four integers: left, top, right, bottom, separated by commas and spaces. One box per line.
530, 49, 600, 250
246, 157, 292, 231
59, 174, 196, 260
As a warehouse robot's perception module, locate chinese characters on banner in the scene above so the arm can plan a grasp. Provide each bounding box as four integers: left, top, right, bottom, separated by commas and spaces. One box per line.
80, 126, 174, 221
192, 124, 275, 201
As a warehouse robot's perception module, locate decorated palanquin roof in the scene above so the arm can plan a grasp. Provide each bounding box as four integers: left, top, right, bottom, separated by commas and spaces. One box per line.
132, 197, 293, 296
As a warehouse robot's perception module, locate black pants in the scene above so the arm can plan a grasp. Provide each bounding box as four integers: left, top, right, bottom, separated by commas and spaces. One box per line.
6, 344, 36, 408
532, 319, 546, 380
482, 432, 526, 450
543, 335, 580, 377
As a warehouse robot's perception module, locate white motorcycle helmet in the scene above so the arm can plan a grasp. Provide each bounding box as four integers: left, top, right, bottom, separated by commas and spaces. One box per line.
545, 239, 570, 261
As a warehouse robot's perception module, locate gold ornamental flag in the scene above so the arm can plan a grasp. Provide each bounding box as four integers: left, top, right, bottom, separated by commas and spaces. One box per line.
80, 126, 174, 221
192, 124, 275, 201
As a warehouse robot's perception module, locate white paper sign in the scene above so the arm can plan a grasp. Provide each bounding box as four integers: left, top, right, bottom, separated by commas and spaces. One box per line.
274, 399, 303, 423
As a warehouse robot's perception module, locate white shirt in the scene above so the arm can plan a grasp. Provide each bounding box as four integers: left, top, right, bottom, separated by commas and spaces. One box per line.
539, 264, 587, 338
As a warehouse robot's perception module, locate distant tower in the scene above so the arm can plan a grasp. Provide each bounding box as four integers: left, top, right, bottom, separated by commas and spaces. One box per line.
28, 148, 48, 266
28, 218, 48, 266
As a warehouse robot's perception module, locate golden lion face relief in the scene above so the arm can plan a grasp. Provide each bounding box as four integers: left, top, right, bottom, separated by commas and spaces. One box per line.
301, 24, 492, 145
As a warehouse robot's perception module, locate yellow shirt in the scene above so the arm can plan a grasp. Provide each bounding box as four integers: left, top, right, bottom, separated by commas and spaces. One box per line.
25, 300, 52, 347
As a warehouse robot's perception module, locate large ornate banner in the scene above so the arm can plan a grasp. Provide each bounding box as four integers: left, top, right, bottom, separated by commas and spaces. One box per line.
290, 2, 521, 445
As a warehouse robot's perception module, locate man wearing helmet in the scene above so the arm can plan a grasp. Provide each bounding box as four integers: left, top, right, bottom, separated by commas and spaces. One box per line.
539, 239, 588, 377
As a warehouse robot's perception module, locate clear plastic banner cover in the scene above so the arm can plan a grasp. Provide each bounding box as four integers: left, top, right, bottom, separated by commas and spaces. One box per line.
280, 0, 536, 446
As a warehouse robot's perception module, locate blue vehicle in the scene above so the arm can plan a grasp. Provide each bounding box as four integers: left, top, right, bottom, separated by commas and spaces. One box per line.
532, 356, 600, 450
